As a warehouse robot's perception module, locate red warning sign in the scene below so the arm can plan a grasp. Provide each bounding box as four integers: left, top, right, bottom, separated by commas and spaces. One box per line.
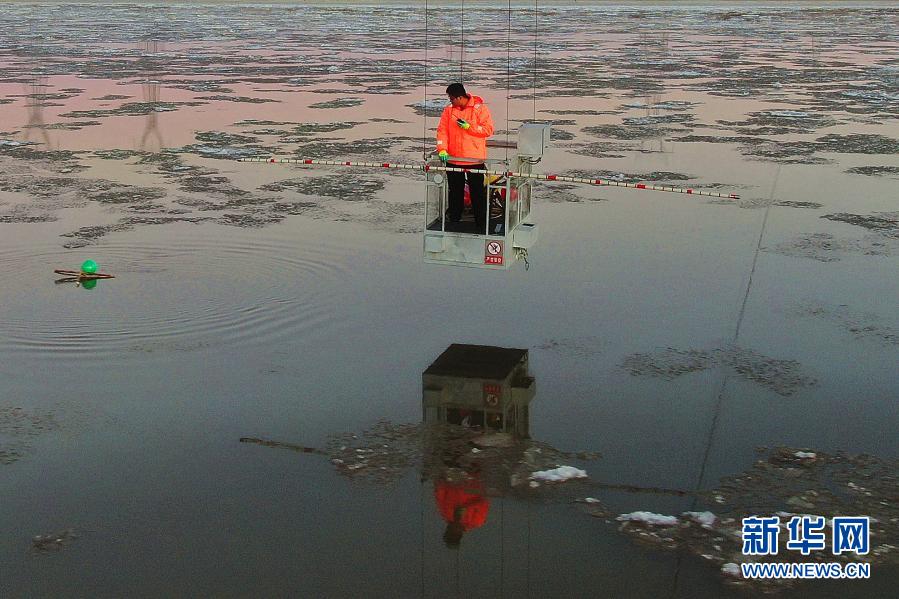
483, 383, 502, 407
485, 240, 504, 265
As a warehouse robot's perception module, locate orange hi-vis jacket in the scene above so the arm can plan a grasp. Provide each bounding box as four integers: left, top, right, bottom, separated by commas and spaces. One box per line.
436, 94, 495, 165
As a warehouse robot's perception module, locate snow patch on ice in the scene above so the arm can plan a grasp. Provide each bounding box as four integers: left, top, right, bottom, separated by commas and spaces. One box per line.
683, 511, 717, 527
529, 465, 588, 482
616, 511, 679, 526
765, 110, 811, 118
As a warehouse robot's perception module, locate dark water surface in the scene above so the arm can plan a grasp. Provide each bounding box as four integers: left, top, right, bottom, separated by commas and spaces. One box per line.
1, 2, 897, 597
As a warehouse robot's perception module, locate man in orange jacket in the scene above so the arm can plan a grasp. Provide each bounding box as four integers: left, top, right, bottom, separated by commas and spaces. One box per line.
436, 83, 495, 231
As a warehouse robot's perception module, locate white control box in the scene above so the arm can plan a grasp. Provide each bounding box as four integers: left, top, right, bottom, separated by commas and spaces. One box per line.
512, 222, 539, 249
517, 124, 551, 158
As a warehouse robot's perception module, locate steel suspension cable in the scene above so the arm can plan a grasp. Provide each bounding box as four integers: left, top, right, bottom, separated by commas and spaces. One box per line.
423, 0, 429, 159
692, 165, 780, 501
506, 0, 512, 161
533, 0, 538, 121
670, 166, 781, 597
460, 0, 464, 82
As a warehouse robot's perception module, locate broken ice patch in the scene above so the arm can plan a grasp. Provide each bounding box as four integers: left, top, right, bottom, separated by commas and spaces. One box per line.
529, 465, 588, 483
616, 511, 679, 526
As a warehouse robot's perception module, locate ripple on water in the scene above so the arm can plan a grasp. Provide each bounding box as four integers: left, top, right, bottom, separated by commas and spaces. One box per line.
0, 231, 352, 360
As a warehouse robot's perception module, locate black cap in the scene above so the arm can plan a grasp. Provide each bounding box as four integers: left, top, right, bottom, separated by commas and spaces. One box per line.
445, 83, 467, 98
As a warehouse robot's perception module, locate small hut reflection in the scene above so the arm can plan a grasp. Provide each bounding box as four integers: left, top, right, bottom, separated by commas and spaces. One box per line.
422, 344, 535, 437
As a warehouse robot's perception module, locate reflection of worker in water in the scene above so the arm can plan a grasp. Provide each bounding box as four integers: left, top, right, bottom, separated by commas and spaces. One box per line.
435, 469, 490, 548
437, 83, 495, 230
432, 408, 495, 548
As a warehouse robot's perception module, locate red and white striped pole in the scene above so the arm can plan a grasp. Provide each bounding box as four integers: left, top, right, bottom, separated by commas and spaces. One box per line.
238, 157, 740, 200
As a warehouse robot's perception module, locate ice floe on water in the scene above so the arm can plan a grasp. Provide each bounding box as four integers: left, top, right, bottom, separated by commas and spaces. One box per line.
845, 165, 899, 178
530, 466, 588, 483
683, 511, 717, 528
621, 345, 816, 396
773, 201, 823, 210
533, 336, 605, 358
243, 420, 600, 493
260, 174, 385, 202
762, 110, 811, 118
600, 447, 899, 591
561, 169, 694, 183
1, 406, 59, 466
790, 300, 899, 346
821, 211, 899, 235
184, 145, 264, 159
309, 98, 364, 109
769, 231, 899, 262
617, 511, 679, 526
406, 99, 445, 117
31, 529, 77, 554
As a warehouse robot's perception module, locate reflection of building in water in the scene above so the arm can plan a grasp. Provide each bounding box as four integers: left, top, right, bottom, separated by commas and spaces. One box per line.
239, 345, 605, 590
422, 344, 535, 437
23, 69, 53, 149
422, 344, 536, 548
139, 38, 165, 151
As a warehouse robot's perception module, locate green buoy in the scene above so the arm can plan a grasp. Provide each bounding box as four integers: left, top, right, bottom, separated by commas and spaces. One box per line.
81, 259, 98, 274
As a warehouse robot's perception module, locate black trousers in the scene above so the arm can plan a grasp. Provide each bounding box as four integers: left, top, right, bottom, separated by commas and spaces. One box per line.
446, 163, 486, 228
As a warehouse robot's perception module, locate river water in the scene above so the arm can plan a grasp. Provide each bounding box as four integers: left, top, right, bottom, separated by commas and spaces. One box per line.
1, 2, 897, 597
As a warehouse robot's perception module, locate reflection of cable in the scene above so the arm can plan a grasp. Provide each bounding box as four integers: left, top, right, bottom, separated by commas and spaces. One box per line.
455, 545, 460, 597
526, 500, 531, 598
420, 476, 425, 598
499, 497, 505, 594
